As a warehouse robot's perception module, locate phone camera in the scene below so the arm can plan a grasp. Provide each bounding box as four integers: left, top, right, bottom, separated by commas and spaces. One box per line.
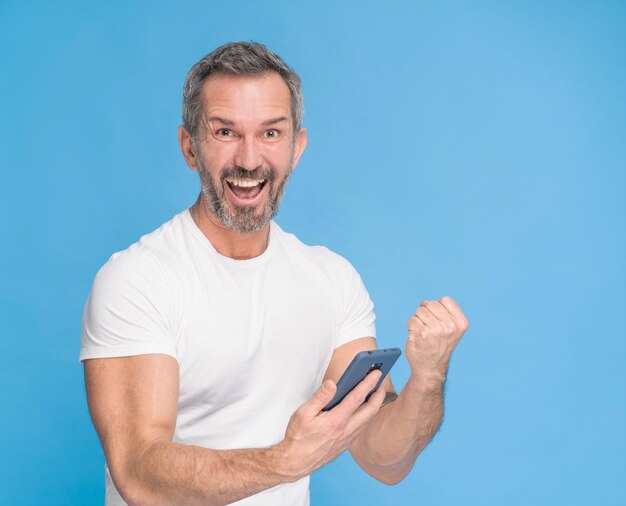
368, 363, 383, 373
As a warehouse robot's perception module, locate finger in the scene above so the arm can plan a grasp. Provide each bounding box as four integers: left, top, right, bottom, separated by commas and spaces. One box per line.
332, 369, 383, 419
407, 314, 426, 330
344, 385, 386, 435
301, 379, 337, 416
440, 296, 469, 329
415, 306, 438, 326
421, 300, 451, 322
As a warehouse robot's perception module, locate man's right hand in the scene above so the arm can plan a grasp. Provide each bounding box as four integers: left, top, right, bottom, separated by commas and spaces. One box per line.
276, 369, 386, 481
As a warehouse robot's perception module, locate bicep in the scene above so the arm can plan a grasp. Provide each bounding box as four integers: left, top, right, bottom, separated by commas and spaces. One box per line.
83, 354, 179, 488
323, 337, 397, 396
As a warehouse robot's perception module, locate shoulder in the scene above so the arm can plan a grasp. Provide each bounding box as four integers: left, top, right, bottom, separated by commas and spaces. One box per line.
81, 215, 187, 363
272, 221, 361, 280
85, 213, 191, 333
92, 211, 189, 295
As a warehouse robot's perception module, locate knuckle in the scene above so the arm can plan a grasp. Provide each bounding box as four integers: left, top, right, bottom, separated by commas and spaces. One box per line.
354, 391, 369, 408
344, 393, 361, 412
341, 425, 354, 439
421, 327, 433, 339
354, 388, 368, 405
312, 392, 326, 404
407, 316, 421, 328
444, 320, 456, 334
408, 329, 423, 342
426, 329, 439, 341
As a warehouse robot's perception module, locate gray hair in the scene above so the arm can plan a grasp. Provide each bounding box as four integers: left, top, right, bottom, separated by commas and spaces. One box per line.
182, 41, 304, 139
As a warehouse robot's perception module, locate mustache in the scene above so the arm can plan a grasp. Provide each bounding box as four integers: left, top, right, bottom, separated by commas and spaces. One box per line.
220, 166, 276, 183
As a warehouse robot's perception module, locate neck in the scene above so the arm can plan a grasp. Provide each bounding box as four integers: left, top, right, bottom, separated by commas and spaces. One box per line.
189, 194, 270, 260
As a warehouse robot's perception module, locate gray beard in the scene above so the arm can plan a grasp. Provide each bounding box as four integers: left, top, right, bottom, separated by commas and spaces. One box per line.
197, 159, 293, 234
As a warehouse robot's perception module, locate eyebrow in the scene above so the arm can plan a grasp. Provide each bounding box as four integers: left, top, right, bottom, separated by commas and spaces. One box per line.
261, 116, 289, 126
208, 116, 235, 126
207, 116, 289, 127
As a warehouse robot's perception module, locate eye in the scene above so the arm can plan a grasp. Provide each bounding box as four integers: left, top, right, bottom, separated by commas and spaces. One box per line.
216, 128, 233, 138
264, 129, 280, 140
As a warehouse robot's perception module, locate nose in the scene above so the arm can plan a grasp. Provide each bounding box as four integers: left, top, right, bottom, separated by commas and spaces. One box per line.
233, 136, 262, 171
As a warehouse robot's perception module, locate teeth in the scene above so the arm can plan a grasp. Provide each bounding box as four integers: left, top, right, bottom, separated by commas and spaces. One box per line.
226, 178, 265, 188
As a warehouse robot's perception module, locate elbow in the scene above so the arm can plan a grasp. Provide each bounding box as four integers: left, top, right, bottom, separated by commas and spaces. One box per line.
107, 458, 157, 506
373, 469, 409, 486
359, 461, 412, 486
106, 438, 173, 506
350, 442, 416, 486
113, 476, 162, 506
119, 490, 146, 506
379, 476, 403, 486
109, 471, 148, 506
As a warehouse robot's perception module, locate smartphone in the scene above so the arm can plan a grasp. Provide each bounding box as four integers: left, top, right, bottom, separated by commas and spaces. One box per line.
322, 347, 401, 411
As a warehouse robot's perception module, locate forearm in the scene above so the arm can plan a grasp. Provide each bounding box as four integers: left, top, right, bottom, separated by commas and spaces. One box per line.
121, 439, 293, 506
350, 375, 445, 484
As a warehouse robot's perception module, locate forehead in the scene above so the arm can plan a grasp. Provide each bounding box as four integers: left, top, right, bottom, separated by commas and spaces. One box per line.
200, 72, 292, 124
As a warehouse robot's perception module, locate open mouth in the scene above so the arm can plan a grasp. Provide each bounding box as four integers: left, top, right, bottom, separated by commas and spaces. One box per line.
224, 177, 268, 204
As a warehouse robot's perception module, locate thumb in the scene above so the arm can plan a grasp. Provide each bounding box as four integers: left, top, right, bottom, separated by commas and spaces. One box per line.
305, 379, 337, 415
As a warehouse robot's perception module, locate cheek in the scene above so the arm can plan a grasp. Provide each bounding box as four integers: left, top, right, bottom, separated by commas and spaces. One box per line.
266, 144, 294, 169
202, 140, 236, 163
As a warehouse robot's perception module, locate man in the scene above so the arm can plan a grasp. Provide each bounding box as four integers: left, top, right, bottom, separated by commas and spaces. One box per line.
80, 42, 469, 505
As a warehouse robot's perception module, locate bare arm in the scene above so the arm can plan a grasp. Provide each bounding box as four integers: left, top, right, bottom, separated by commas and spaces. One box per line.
348, 375, 444, 485
84, 353, 387, 506
84, 354, 294, 505
325, 296, 469, 485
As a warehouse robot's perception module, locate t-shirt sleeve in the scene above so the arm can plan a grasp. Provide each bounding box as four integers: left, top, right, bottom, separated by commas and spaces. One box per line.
333, 254, 377, 349
79, 249, 178, 363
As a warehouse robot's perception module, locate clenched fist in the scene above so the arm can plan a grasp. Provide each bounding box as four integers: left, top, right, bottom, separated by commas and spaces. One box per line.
406, 295, 469, 384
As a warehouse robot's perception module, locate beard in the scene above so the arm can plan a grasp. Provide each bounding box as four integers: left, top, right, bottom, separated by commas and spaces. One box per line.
196, 154, 294, 234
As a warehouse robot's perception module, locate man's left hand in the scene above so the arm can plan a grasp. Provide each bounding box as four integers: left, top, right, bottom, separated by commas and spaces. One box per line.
405, 296, 469, 384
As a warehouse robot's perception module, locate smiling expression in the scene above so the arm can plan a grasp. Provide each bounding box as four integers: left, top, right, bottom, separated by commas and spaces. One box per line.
190, 72, 306, 233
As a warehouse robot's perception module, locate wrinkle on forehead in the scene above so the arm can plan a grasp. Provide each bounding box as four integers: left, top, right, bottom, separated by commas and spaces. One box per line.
200, 73, 292, 129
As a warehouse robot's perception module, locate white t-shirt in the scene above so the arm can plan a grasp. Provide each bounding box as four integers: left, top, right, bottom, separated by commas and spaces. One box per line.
80, 208, 377, 505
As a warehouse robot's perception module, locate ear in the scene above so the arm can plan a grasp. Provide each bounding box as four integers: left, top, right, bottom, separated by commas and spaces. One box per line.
178, 125, 198, 171
291, 127, 308, 171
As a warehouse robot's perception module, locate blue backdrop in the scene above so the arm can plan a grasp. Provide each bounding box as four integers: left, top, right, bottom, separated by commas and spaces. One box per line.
1, 1, 624, 504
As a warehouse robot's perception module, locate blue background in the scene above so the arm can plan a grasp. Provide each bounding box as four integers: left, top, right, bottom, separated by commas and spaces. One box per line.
1, 1, 624, 504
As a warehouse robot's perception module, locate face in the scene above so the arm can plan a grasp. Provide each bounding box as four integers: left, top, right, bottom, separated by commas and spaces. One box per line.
189, 72, 306, 234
